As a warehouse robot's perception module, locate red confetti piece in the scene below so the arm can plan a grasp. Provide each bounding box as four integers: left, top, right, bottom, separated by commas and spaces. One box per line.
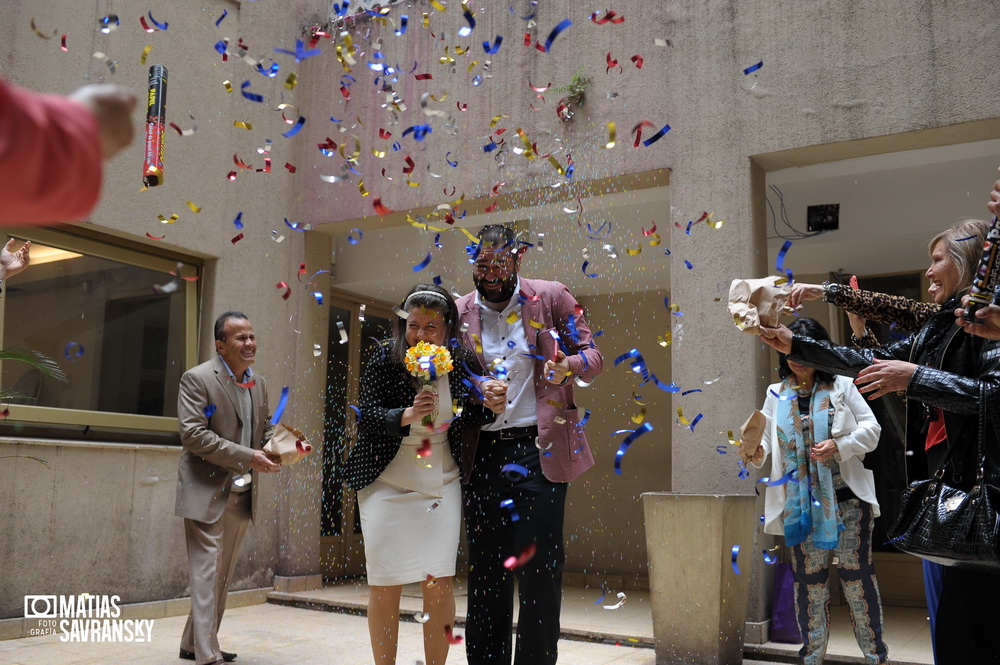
590, 10, 625, 24
417, 439, 432, 458
414, 73, 433, 80
1, 408, 8, 419
295, 438, 312, 454
231, 233, 245, 244
631, 54, 644, 68
340, 85, 350, 100
444, 626, 463, 645
606, 51, 622, 74
145, 232, 165, 240
631, 121, 656, 148
169, 271, 200, 282
284, 162, 296, 173
256, 158, 272, 173
402, 156, 415, 174
642, 222, 657, 236
234, 154, 253, 169
529, 81, 551, 93
226, 171, 237, 181
456, 101, 468, 111
60, 34, 68, 51
484, 202, 498, 213
373, 198, 393, 216
378, 128, 392, 139
233, 378, 256, 389
276, 281, 291, 300
523, 32, 532, 46
297, 262, 307, 281
503, 543, 538, 570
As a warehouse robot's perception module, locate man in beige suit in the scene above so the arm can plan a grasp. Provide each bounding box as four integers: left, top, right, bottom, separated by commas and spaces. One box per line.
175, 311, 281, 665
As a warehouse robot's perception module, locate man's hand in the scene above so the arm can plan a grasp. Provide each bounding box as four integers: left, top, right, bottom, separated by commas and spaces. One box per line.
68, 84, 136, 161
250, 449, 281, 473
482, 379, 508, 413
543, 349, 571, 385
0, 238, 30, 281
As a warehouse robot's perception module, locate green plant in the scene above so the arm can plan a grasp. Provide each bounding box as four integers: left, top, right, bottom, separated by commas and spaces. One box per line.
553, 67, 591, 103
0, 347, 68, 468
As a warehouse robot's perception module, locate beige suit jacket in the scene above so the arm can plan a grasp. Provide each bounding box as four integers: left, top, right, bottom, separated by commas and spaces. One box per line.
175, 356, 273, 524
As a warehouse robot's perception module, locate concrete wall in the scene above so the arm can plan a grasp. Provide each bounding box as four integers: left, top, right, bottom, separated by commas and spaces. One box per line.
0, 0, 332, 618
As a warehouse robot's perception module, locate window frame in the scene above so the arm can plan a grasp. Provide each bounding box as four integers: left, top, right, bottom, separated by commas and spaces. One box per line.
1, 225, 200, 434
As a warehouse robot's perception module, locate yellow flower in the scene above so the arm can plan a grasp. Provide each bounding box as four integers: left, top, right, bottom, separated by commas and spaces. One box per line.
405, 341, 453, 383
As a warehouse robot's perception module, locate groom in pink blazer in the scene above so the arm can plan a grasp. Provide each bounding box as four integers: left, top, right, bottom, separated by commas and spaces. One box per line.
456, 225, 603, 665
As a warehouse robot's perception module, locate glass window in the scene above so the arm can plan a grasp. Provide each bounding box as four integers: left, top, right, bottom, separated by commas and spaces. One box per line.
0, 227, 198, 436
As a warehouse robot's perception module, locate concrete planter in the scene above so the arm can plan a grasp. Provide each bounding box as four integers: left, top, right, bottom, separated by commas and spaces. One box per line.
642, 493, 757, 665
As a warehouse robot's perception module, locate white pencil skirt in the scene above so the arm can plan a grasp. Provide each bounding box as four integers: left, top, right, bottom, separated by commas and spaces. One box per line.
357, 433, 461, 586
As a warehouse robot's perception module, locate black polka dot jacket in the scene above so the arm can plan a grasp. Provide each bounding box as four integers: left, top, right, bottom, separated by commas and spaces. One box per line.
344, 339, 495, 491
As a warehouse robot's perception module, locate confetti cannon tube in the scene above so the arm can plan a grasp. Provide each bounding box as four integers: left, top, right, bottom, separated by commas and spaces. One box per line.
964, 215, 1000, 322
142, 64, 167, 187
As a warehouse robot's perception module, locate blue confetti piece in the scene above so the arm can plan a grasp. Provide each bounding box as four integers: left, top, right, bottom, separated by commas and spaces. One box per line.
716, 445, 728, 454
332, 0, 350, 16
281, 116, 306, 138
684, 260, 694, 269
347, 228, 363, 245
203, 404, 216, 418
688, 413, 704, 431
542, 18, 572, 52
214, 40, 228, 55
738, 461, 751, 479
743, 60, 763, 75
433, 275, 443, 286
483, 35, 503, 53
614, 422, 654, 475
483, 140, 498, 153
394, 15, 408, 36
685, 220, 693, 235
312, 291, 323, 305
215, 9, 228, 27
577, 408, 591, 430
681, 389, 702, 396
270, 386, 290, 425
582, 260, 598, 278
501, 463, 530, 481
240, 80, 264, 103
402, 124, 432, 141
757, 471, 799, 486
232, 212, 244, 229
642, 124, 671, 147
64, 342, 84, 359
457, 9, 476, 37
731, 545, 742, 574
763, 549, 778, 564
412, 252, 432, 272
147, 12, 168, 30
593, 589, 606, 605
255, 61, 280, 78
500, 498, 520, 521
446, 152, 458, 167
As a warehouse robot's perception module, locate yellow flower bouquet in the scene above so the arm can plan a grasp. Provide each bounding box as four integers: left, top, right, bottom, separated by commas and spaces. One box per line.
404, 341, 454, 426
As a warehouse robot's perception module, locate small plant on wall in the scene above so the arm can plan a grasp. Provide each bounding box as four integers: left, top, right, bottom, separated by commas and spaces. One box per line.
0, 347, 67, 467
554, 67, 590, 121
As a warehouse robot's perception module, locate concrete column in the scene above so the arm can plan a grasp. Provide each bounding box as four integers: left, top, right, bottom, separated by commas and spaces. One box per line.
642, 493, 758, 665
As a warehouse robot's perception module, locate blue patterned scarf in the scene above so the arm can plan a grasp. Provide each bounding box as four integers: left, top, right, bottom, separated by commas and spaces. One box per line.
775, 379, 842, 549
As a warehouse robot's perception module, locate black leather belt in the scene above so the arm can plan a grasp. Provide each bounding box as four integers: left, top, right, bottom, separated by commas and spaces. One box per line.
485, 426, 538, 441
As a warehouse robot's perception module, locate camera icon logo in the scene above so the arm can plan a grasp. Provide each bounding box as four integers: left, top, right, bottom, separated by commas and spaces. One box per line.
24, 595, 57, 619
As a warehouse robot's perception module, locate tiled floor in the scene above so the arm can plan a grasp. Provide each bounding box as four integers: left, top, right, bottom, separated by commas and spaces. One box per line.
0, 580, 932, 665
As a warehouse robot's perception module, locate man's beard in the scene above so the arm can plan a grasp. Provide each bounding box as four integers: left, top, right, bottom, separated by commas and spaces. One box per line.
475, 275, 517, 303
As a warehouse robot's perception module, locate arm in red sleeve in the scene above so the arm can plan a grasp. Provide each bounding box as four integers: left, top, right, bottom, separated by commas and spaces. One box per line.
0, 79, 102, 226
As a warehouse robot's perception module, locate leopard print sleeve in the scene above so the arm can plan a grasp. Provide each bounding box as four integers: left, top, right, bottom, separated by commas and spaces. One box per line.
851, 328, 880, 349
823, 284, 937, 332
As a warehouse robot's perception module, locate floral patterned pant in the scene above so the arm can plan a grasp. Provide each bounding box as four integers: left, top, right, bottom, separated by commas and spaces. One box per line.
791, 499, 889, 665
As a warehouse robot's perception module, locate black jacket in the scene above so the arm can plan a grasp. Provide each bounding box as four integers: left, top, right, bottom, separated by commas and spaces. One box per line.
344, 340, 494, 491
790, 305, 994, 488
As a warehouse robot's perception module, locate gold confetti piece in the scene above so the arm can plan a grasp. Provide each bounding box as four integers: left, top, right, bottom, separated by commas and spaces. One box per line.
30, 17, 57, 39
186, 201, 202, 213
516, 128, 535, 161
453, 45, 469, 55
706, 211, 727, 229
632, 392, 649, 405
234, 121, 253, 130
140, 44, 152, 65
471, 333, 482, 354
430, 0, 447, 10
406, 178, 421, 187
631, 406, 647, 424
547, 155, 566, 176
625, 245, 643, 255
649, 233, 662, 246
223, 80, 233, 93
676, 407, 692, 427
490, 114, 507, 129
339, 135, 361, 162
605, 121, 616, 148
466, 60, 480, 73
158, 214, 179, 224
357, 180, 369, 196
727, 430, 741, 446
546, 399, 564, 409
430, 92, 448, 102
528, 318, 545, 329
284, 73, 299, 90
371, 146, 386, 158
505, 311, 521, 325
554, 416, 567, 425
657, 332, 672, 347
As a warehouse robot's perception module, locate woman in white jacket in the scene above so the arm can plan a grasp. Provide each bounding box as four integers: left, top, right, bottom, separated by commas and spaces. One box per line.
750, 318, 889, 665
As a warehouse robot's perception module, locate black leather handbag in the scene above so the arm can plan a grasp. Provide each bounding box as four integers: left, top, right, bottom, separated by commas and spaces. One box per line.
887, 395, 1000, 569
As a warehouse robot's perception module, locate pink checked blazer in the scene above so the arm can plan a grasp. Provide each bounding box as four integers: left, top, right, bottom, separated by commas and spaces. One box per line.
456, 277, 603, 483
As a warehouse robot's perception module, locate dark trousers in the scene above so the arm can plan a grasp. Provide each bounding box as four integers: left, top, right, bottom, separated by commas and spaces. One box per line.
463, 435, 568, 665
934, 565, 1000, 664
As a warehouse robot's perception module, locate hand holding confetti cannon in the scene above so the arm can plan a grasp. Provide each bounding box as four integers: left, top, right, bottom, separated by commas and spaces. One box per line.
543, 349, 573, 385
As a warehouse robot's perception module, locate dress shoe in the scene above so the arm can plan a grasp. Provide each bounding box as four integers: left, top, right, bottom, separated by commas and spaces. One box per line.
179, 647, 237, 662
